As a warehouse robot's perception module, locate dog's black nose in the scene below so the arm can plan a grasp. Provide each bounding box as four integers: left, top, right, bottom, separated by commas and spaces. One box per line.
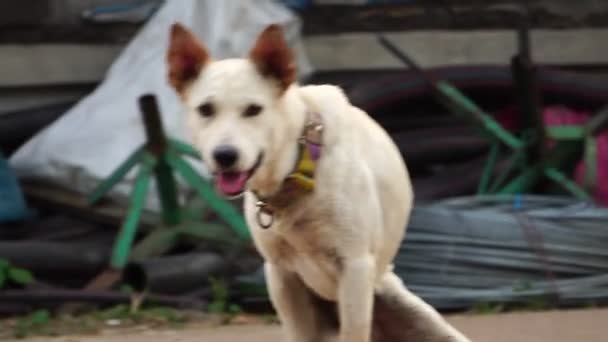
213, 145, 239, 169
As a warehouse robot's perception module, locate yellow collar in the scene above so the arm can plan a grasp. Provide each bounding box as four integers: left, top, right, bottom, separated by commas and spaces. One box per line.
254, 112, 324, 228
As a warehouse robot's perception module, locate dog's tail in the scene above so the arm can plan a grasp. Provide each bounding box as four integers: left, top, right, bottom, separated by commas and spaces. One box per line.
372, 272, 471, 342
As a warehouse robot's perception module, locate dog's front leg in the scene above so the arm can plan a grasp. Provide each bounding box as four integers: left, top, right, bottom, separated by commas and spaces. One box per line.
338, 255, 375, 342
265, 262, 323, 342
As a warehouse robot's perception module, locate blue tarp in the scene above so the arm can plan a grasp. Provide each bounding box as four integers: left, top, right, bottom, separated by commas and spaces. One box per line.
0, 153, 28, 222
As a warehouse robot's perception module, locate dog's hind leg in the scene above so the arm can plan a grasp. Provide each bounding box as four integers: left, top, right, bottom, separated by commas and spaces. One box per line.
372, 271, 470, 342
266, 262, 335, 342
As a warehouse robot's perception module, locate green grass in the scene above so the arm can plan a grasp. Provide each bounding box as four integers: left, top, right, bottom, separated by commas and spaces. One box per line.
3, 305, 191, 339
207, 277, 242, 318
0, 258, 35, 289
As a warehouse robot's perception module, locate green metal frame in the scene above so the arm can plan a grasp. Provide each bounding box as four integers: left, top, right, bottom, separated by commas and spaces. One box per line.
89, 94, 250, 270
436, 71, 590, 199
378, 28, 598, 201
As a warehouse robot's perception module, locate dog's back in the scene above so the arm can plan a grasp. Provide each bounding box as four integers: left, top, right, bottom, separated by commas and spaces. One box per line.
298, 84, 414, 277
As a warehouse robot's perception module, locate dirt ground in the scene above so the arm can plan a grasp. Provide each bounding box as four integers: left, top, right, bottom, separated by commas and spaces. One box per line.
10, 308, 607, 342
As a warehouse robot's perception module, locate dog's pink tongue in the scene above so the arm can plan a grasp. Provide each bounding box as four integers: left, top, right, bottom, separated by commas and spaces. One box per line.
216, 172, 248, 196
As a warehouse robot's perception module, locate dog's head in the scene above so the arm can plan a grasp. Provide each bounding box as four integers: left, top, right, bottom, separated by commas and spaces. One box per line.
167, 23, 297, 197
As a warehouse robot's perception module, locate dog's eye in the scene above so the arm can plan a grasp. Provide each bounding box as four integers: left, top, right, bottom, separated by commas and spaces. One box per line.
243, 104, 263, 117
198, 102, 215, 118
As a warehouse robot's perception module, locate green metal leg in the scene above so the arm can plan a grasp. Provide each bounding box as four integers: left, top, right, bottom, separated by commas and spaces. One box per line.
497, 165, 542, 195
110, 155, 155, 269
546, 126, 585, 140
544, 168, 590, 200
130, 227, 180, 262
178, 221, 246, 248
88, 147, 144, 204
169, 139, 201, 159
584, 136, 597, 192
437, 81, 524, 150
155, 159, 181, 225
477, 143, 500, 194
166, 152, 251, 240
489, 151, 524, 193
499, 141, 585, 197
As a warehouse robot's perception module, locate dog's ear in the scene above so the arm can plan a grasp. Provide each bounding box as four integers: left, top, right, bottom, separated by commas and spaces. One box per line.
167, 23, 209, 93
249, 24, 296, 91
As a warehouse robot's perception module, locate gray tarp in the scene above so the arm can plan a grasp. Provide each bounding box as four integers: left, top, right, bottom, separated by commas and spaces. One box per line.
399, 195, 608, 309
238, 195, 608, 310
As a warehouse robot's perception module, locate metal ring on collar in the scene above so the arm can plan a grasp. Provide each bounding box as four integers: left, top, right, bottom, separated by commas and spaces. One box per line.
256, 208, 274, 229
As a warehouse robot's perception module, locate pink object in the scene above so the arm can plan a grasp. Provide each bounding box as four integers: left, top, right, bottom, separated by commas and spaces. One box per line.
574, 135, 608, 206
494, 105, 608, 206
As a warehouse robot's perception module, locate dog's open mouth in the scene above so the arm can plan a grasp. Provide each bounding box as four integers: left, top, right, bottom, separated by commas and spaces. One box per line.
214, 154, 263, 197
216, 172, 250, 197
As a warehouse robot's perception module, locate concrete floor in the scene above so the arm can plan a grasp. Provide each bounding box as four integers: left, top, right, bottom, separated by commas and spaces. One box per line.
14, 308, 608, 342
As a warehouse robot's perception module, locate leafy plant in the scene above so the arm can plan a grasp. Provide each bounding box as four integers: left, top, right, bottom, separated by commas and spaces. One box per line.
207, 277, 242, 316
0, 258, 34, 289
7, 305, 188, 339
13, 309, 51, 339
262, 314, 279, 325
512, 280, 533, 293
470, 302, 505, 315
511, 280, 555, 311
92, 304, 186, 326
0, 259, 6, 287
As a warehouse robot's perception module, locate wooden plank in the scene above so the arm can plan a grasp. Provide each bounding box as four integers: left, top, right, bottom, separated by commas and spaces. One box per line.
0, 44, 123, 87
306, 29, 608, 70
21, 181, 159, 229
2, 29, 608, 86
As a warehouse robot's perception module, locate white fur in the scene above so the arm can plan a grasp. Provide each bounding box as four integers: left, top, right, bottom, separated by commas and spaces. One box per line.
180, 54, 469, 342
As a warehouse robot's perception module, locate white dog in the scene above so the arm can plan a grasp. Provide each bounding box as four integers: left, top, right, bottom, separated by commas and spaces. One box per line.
167, 23, 470, 342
